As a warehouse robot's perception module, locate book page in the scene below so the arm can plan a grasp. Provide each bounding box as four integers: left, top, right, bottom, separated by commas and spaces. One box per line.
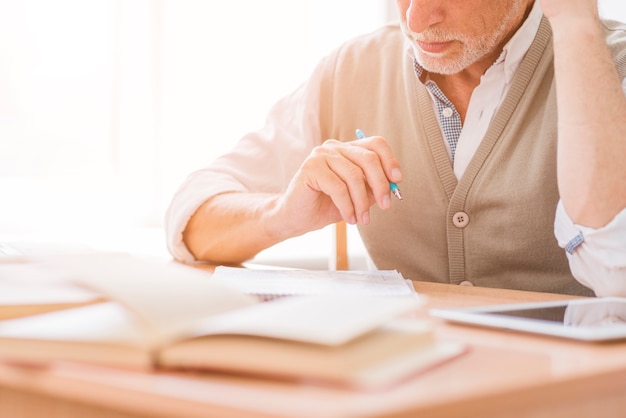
189, 293, 424, 346
211, 266, 415, 299
0, 302, 157, 370
27, 254, 258, 341
0, 263, 105, 319
0, 263, 100, 300
0, 302, 144, 343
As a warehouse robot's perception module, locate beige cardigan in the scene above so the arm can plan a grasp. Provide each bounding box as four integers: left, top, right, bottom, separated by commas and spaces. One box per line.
317, 18, 626, 295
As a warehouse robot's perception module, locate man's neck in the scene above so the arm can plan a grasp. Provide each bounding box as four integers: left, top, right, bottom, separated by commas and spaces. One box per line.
426, 57, 496, 122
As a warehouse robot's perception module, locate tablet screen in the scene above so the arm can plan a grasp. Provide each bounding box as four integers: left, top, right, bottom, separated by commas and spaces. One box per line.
430, 297, 626, 341
484, 305, 569, 322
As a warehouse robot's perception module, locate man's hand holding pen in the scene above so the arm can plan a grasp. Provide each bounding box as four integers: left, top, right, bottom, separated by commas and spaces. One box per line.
274, 133, 403, 237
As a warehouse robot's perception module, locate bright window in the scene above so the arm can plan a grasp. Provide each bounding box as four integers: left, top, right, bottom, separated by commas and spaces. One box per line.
0, 0, 390, 246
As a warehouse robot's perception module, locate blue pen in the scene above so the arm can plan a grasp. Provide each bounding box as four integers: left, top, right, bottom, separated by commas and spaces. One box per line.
355, 129, 403, 201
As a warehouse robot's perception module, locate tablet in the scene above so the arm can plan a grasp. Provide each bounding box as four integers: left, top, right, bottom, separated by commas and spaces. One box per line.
429, 297, 626, 342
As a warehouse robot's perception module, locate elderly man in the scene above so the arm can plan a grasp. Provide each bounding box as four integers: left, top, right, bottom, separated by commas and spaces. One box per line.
166, 0, 626, 296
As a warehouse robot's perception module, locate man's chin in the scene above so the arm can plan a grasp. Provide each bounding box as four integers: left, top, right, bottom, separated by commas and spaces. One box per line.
416, 58, 467, 76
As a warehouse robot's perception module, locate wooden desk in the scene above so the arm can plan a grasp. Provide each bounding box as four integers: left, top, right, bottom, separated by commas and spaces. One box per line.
1, 281, 625, 418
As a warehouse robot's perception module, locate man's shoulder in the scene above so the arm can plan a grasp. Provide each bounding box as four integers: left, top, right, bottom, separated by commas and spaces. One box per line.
330, 22, 406, 63
333, 23, 404, 52
601, 19, 626, 32
350, 22, 404, 43
601, 18, 626, 46
600, 18, 626, 76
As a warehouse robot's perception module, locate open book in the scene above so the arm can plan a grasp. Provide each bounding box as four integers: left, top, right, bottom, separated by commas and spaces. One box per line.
0, 254, 466, 389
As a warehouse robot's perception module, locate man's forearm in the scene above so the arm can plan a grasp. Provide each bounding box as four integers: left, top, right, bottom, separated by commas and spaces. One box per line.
182, 192, 289, 265
551, 13, 626, 227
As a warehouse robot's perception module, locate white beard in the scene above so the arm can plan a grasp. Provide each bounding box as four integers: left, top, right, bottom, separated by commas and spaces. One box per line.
400, 3, 524, 75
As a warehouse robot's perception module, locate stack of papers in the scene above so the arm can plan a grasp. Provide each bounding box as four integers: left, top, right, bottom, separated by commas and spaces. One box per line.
210, 266, 416, 300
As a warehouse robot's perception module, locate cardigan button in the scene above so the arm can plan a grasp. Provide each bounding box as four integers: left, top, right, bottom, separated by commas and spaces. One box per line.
459, 281, 474, 286
452, 211, 469, 228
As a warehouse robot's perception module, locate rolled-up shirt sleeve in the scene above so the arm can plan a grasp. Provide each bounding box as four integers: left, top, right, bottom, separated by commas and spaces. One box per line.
165, 59, 329, 262
555, 201, 626, 297
554, 77, 626, 297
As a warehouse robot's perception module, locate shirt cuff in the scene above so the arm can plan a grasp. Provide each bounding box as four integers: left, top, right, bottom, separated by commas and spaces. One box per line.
164, 173, 248, 262
555, 200, 626, 269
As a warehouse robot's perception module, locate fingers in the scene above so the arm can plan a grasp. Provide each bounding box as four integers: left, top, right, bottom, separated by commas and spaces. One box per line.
325, 151, 377, 225
303, 136, 401, 225
344, 135, 403, 206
